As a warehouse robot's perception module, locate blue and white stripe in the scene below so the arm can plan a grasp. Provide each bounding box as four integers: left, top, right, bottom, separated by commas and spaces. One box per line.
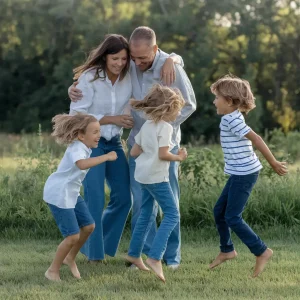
220, 110, 262, 175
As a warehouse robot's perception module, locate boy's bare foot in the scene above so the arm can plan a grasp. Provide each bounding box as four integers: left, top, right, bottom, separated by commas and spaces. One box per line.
63, 258, 81, 279
146, 258, 165, 283
209, 250, 238, 269
125, 255, 149, 271
253, 248, 273, 277
45, 269, 61, 282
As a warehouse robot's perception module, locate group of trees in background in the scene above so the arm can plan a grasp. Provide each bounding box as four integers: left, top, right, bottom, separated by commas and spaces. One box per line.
1, 0, 300, 142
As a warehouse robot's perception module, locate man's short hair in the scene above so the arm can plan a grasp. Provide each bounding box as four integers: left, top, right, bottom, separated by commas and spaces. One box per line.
129, 26, 156, 47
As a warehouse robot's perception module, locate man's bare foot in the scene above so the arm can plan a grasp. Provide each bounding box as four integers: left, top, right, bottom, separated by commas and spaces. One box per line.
125, 255, 149, 271
146, 258, 165, 283
209, 250, 237, 269
63, 258, 81, 279
253, 248, 273, 277
45, 269, 61, 282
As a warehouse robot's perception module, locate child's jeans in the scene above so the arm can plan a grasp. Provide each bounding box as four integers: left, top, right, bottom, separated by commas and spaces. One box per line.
213, 172, 267, 256
128, 182, 180, 261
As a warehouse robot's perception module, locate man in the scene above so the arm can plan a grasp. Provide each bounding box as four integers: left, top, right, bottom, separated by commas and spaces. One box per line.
69, 26, 196, 268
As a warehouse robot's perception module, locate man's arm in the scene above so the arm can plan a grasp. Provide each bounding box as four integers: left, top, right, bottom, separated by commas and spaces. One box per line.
160, 53, 184, 86
170, 65, 196, 126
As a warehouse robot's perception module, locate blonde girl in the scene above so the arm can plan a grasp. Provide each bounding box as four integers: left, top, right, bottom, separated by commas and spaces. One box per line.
209, 74, 287, 277
126, 84, 187, 282
43, 114, 117, 281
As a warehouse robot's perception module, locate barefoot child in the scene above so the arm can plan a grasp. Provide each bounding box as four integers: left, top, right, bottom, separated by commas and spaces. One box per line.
125, 84, 188, 283
209, 75, 288, 277
43, 114, 117, 281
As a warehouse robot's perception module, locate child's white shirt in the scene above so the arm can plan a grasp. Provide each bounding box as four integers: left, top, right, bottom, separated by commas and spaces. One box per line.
43, 141, 92, 208
220, 110, 262, 175
134, 120, 174, 184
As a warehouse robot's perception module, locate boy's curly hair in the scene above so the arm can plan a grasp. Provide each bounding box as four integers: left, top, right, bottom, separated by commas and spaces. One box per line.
210, 74, 256, 114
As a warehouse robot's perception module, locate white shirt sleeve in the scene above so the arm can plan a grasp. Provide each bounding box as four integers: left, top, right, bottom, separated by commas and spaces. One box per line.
134, 131, 142, 146
70, 145, 89, 164
70, 72, 104, 121
158, 123, 173, 148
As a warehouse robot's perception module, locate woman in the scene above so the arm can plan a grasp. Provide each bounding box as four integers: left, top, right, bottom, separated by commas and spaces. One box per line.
69, 34, 133, 261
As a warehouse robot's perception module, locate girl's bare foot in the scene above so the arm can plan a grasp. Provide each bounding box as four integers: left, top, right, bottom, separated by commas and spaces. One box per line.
63, 258, 81, 279
253, 248, 273, 277
145, 258, 165, 283
209, 250, 238, 269
125, 255, 149, 271
45, 269, 61, 282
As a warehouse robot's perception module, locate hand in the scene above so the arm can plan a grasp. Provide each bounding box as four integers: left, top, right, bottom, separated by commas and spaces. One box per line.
106, 151, 118, 161
69, 81, 83, 102
160, 57, 176, 86
112, 115, 134, 129
178, 147, 188, 161
271, 161, 288, 176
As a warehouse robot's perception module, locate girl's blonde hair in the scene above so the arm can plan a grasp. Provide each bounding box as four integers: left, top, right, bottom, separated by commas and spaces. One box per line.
210, 74, 256, 114
51, 114, 98, 145
131, 84, 185, 123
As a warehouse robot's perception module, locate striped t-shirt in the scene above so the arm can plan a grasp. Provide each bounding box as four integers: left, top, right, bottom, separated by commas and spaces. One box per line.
220, 110, 262, 175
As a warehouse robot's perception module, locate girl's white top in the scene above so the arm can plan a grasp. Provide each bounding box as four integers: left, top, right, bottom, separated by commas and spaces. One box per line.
43, 141, 92, 208
220, 110, 262, 175
70, 69, 132, 141
134, 120, 174, 184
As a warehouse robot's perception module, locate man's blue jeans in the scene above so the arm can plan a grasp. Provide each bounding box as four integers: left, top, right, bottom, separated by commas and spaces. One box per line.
81, 135, 132, 260
128, 182, 180, 260
128, 145, 181, 265
213, 172, 267, 256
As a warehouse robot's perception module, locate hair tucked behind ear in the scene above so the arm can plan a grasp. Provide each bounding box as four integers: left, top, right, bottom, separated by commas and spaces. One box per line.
51, 114, 98, 145
131, 84, 185, 123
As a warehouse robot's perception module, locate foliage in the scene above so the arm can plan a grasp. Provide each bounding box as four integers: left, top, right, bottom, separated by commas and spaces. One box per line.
1, 0, 300, 143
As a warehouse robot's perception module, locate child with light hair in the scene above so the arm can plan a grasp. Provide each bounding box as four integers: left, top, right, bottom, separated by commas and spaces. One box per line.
126, 84, 188, 282
210, 74, 287, 277
43, 114, 117, 281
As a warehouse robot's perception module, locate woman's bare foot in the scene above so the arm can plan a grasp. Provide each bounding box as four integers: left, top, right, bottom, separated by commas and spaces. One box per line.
145, 258, 165, 283
209, 250, 238, 269
253, 248, 273, 277
125, 255, 149, 271
63, 258, 81, 279
45, 269, 61, 282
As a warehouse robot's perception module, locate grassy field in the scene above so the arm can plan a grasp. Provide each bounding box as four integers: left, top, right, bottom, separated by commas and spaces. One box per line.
1, 228, 300, 300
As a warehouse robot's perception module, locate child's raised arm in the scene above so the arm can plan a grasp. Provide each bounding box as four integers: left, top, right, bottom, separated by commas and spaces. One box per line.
159, 147, 187, 162
244, 130, 288, 176
130, 143, 143, 158
76, 151, 117, 170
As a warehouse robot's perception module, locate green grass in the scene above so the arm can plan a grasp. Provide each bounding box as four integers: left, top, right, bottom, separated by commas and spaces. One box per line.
1, 228, 300, 300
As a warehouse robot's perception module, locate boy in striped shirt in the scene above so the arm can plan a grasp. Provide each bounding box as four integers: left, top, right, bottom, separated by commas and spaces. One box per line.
209, 74, 287, 277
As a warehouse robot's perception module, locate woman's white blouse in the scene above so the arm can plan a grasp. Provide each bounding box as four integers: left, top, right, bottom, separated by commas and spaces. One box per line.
70, 69, 132, 141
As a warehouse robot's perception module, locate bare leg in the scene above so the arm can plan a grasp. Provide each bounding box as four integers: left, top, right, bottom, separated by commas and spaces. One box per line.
125, 255, 150, 271
45, 234, 79, 281
146, 258, 165, 283
209, 250, 238, 269
63, 224, 95, 279
253, 248, 273, 277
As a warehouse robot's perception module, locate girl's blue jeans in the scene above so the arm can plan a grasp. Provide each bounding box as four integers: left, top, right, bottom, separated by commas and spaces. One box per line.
128, 181, 180, 261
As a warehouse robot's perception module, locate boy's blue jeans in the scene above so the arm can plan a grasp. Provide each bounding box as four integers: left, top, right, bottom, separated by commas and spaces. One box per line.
213, 172, 267, 256
128, 182, 180, 261
128, 145, 181, 265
